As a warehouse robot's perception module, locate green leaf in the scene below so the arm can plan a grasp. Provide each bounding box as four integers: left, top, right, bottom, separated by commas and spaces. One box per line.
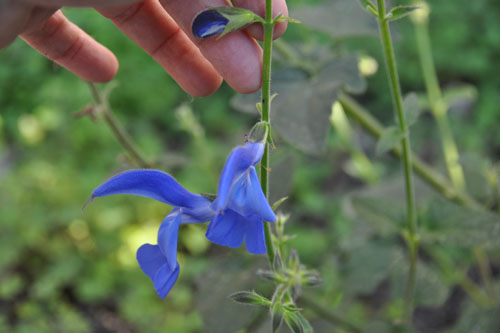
451, 303, 500, 332
271, 301, 284, 332
273, 252, 284, 272
390, 251, 449, 307
273, 14, 301, 24
357, 0, 378, 16
256, 269, 281, 283
386, 5, 421, 22
302, 272, 323, 287
292, 0, 378, 38
343, 241, 401, 295
229, 291, 271, 306
376, 126, 404, 155
272, 197, 288, 210
294, 312, 313, 333
231, 55, 366, 154
284, 312, 303, 333
420, 196, 500, 249
210, 6, 261, 39
403, 92, 422, 127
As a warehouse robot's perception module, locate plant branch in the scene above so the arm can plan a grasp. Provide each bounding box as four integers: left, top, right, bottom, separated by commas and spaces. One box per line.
88, 82, 151, 168
339, 94, 481, 210
300, 294, 362, 333
260, 0, 276, 266
376, 0, 418, 321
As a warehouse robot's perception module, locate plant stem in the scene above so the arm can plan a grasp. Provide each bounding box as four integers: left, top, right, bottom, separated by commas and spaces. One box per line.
413, 11, 497, 304
88, 82, 151, 168
413, 14, 466, 192
300, 295, 362, 333
339, 94, 481, 210
260, 0, 275, 265
376, 0, 418, 321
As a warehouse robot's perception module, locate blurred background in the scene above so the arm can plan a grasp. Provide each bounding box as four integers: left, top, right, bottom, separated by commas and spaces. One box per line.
1, 0, 500, 331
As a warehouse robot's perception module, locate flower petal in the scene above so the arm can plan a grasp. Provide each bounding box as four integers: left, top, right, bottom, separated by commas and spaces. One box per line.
154, 262, 180, 298
91, 170, 212, 218
206, 210, 245, 249
192, 9, 229, 39
158, 209, 182, 271
216, 142, 265, 211
244, 215, 267, 255
136, 243, 167, 282
228, 167, 276, 222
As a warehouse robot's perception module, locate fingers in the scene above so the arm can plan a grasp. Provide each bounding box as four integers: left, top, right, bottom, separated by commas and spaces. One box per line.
159, 0, 263, 94
0, 1, 32, 49
232, 0, 288, 41
20, 0, 140, 7
98, 0, 223, 97
21, 10, 118, 82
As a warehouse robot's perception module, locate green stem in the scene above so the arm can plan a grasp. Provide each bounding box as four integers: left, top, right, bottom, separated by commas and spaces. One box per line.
413, 13, 466, 193
88, 82, 151, 168
474, 247, 497, 305
339, 94, 482, 210
413, 11, 496, 304
376, 0, 418, 321
300, 295, 362, 333
260, 0, 275, 265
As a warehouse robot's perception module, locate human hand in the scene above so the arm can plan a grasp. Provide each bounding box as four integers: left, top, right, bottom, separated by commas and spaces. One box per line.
0, 0, 288, 96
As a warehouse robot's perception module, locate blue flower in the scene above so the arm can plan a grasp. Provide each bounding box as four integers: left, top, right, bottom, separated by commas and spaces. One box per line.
90, 170, 212, 298
192, 9, 229, 39
207, 142, 276, 255
89, 142, 275, 297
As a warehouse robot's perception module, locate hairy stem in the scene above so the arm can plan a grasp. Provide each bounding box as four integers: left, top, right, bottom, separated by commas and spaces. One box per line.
376, 0, 418, 321
339, 94, 481, 210
413, 14, 466, 192
88, 83, 151, 168
260, 0, 275, 265
413, 10, 496, 304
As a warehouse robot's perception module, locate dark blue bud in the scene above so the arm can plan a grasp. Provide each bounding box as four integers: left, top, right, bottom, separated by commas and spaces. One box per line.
192, 9, 229, 39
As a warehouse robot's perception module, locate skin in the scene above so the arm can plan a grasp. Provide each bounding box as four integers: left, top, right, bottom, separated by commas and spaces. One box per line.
0, 0, 288, 97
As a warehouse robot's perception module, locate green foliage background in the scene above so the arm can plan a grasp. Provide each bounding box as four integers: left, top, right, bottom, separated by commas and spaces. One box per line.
1, 0, 500, 331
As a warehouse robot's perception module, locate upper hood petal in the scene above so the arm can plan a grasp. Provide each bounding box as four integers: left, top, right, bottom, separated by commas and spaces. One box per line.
216, 142, 265, 212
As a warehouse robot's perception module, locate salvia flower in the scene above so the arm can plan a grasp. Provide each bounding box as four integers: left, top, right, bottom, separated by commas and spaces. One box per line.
192, 7, 261, 39
91, 170, 213, 297
89, 142, 275, 298
207, 142, 276, 254
192, 9, 229, 38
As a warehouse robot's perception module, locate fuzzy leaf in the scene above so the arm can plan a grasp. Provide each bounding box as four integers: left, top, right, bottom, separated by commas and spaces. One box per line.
284, 312, 303, 333
303, 272, 323, 287
292, 0, 378, 38
210, 6, 261, 39
272, 302, 284, 332
376, 126, 404, 155
256, 269, 280, 283
229, 291, 270, 306
231, 55, 366, 154
420, 196, 500, 249
295, 312, 313, 333
273, 253, 284, 272
403, 92, 422, 127
274, 14, 301, 24
357, 0, 377, 16
386, 5, 421, 22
